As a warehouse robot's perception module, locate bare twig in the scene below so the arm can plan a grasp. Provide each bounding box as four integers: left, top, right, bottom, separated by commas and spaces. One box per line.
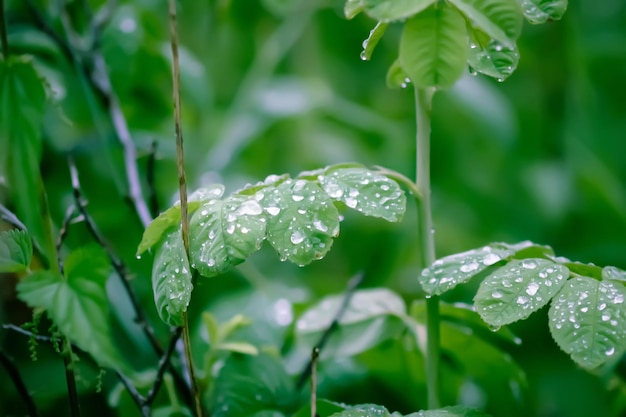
0, 0, 9, 58
62, 340, 81, 417
168, 1, 203, 415
145, 327, 183, 404
56, 205, 77, 274
3, 324, 57, 342
297, 273, 363, 389
310, 347, 319, 417
116, 371, 151, 417
0, 351, 39, 416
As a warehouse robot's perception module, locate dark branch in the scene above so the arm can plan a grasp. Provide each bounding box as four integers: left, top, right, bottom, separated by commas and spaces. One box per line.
62, 342, 81, 417
297, 273, 363, 389
146, 327, 183, 404
0, 0, 9, 58
0, 351, 39, 417
56, 205, 77, 274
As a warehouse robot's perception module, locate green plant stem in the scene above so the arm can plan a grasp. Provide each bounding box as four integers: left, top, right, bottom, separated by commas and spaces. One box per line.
182, 312, 203, 416
63, 339, 81, 417
0, 0, 8, 58
414, 87, 440, 409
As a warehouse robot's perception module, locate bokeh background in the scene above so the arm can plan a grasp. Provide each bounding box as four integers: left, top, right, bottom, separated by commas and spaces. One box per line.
1, 0, 625, 416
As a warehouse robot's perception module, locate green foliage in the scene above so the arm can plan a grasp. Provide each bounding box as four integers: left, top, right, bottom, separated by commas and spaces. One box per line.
325, 404, 490, 417
361, 0, 435, 21
0, 229, 32, 272
16, 247, 127, 371
518, 0, 568, 24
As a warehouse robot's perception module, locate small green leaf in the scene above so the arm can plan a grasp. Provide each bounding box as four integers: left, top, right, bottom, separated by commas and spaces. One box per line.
603, 266, 626, 283
549, 277, 626, 369
362, 0, 436, 21
419, 245, 513, 295
400, 5, 468, 89
467, 35, 519, 81
216, 342, 259, 355
386, 59, 409, 89
152, 228, 193, 327
189, 195, 266, 277
562, 261, 602, 280
517, 0, 567, 24
293, 400, 349, 417
259, 179, 340, 266
0, 229, 32, 272
208, 351, 296, 417
345, 0, 365, 19
360, 22, 388, 61
320, 166, 406, 222
17, 248, 127, 371
296, 288, 406, 357
137, 185, 224, 256
448, 0, 523, 47
330, 405, 391, 417
475, 259, 569, 327
202, 312, 220, 344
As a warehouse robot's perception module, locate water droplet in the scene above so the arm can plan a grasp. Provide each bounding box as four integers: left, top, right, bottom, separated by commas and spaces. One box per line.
602, 313, 611, 321
483, 253, 500, 265
516, 296, 529, 305
598, 303, 607, 311
313, 219, 328, 232
290, 231, 305, 244
241, 227, 249, 234
237, 199, 263, 215
522, 260, 538, 269
266, 206, 280, 216
345, 197, 358, 208
207, 258, 215, 267
526, 282, 539, 296
606, 347, 616, 356
460, 261, 480, 273
614, 294, 624, 304
492, 290, 503, 299
360, 50, 368, 61
209, 230, 216, 239
226, 224, 235, 234
292, 195, 304, 202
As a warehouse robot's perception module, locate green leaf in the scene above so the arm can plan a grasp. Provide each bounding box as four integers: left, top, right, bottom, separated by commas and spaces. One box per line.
603, 266, 626, 283
362, 0, 436, 21
17, 248, 126, 370
320, 166, 406, 222
360, 22, 388, 61
152, 228, 193, 327
517, 0, 567, 24
293, 400, 349, 417
259, 179, 340, 266
0, 229, 32, 272
208, 351, 296, 417
296, 288, 406, 357
189, 195, 265, 277
447, 0, 523, 47
475, 259, 569, 327
419, 244, 513, 295
399, 5, 468, 89
0, 56, 54, 267
408, 406, 493, 416
562, 261, 602, 280
215, 342, 259, 355
330, 404, 391, 417
467, 29, 519, 81
386, 58, 409, 89
137, 185, 224, 256
345, 0, 365, 19
548, 277, 626, 369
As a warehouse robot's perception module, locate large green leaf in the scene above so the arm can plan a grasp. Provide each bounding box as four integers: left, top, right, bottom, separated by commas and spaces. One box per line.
399, 5, 468, 89
137, 185, 224, 256
152, 228, 193, 327
296, 288, 406, 357
362, 0, 436, 21
475, 259, 569, 327
17, 247, 126, 370
293, 400, 349, 417
517, 0, 567, 24
189, 194, 266, 277
207, 351, 296, 417
448, 0, 523, 47
548, 277, 626, 369
259, 179, 340, 266
0, 56, 54, 267
419, 244, 513, 295
319, 166, 406, 222
0, 229, 32, 273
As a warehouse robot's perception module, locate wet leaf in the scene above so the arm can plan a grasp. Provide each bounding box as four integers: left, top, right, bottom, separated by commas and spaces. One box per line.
549, 277, 626, 369
329, 404, 391, 417
189, 195, 266, 277
408, 406, 493, 416
475, 259, 569, 326
296, 288, 406, 357
345, 0, 365, 19
448, 0, 523, 48
152, 228, 193, 327
362, 0, 436, 21
386, 58, 409, 89
360, 22, 388, 61
419, 245, 513, 295
137, 185, 224, 256
399, 5, 468, 89
517, 0, 567, 24
602, 266, 626, 283
259, 179, 340, 266
0, 229, 32, 273
320, 166, 406, 222
293, 400, 349, 417
467, 36, 519, 81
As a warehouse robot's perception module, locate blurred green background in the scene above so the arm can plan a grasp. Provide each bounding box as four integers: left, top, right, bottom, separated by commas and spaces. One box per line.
1, 0, 626, 416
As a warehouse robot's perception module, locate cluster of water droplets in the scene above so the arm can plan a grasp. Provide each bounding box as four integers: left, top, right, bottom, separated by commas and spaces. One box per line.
475, 259, 568, 327
548, 277, 626, 367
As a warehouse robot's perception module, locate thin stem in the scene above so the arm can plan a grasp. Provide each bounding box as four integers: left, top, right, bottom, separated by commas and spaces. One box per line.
63, 340, 81, 417
310, 347, 319, 417
0, 0, 8, 58
0, 351, 39, 416
414, 87, 440, 409
168, 1, 202, 415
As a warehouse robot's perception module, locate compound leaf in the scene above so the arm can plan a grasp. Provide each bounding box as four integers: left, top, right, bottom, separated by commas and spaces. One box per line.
152, 228, 193, 327
448, 0, 523, 47
0, 229, 32, 273
400, 5, 468, 89
548, 277, 626, 369
320, 166, 406, 222
517, 0, 567, 24
189, 195, 266, 277
475, 258, 568, 327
